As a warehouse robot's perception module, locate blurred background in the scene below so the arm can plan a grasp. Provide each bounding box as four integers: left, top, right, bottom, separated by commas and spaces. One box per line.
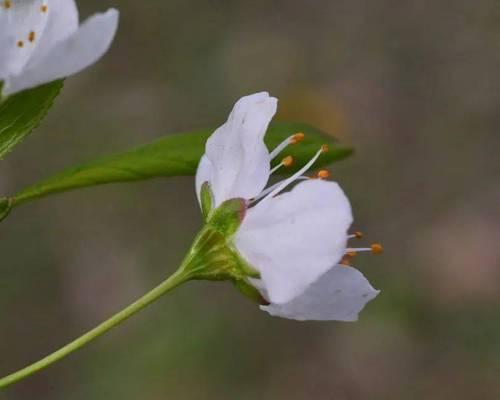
1, 0, 500, 398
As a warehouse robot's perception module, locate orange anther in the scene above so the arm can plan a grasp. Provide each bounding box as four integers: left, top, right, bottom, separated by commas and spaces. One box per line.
17, 40, 24, 48
317, 169, 330, 179
321, 144, 329, 153
354, 231, 363, 239
281, 155, 294, 167
340, 252, 356, 266
371, 243, 383, 254
290, 132, 305, 144
3, 0, 12, 9
28, 31, 36, 42
40, 4, 48, 12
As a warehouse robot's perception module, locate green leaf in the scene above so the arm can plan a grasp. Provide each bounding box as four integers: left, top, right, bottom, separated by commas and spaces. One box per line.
0, 80, 64, 160
6, 122, 352, 215
0, 197, 12, 222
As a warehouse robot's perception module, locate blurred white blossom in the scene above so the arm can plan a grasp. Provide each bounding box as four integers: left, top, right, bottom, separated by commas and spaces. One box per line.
0, 0, 118, 96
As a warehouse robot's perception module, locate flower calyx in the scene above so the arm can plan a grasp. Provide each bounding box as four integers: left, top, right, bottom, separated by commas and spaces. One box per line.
181, 189, 262, 303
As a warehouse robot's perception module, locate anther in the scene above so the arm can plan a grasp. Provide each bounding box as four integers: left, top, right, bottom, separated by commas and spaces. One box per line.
28, 31, 36, 42
17, 40, 24, 48
290, 132, 305, 144
3, 0, 12, 9
371, 243, 383, 254
281, 155, 294, 167
321, 144, 329, 153
40, 4, 48, 13
353, 231, 363, 239
270, 155, 294, 174
270, 134, 303, 160
317, 169, 330, 179
340, 252, 356, 266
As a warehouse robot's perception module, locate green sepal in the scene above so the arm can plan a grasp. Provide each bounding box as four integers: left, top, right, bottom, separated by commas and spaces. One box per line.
207, 198, 246, 237
200, 182, 213, 222
0, 197, 12, 222
233, 279, 269, 305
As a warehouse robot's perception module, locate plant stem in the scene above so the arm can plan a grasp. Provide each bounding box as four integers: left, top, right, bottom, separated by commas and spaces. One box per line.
0, 268, 190, 389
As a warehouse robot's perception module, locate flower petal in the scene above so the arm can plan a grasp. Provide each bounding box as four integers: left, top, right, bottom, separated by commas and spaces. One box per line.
235, 179, 353, 304
28, 0, 79, 63
261, 264, 379, 321
0, 0, 49, 79
3, 8, 119, 95
201, 92, 277, 206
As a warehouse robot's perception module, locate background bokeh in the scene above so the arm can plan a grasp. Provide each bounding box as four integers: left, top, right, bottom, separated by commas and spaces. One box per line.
1, 0, 500, 398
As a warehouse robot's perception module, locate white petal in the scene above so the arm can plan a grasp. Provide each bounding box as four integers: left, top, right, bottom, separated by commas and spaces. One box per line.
28, 0, 79, 63
0, 0, 49, 78
195, 155, 213, 206
3, 8, 118, 95
261, 265, 379, 321
203, 92, 277, 206
235, 179, 353, 304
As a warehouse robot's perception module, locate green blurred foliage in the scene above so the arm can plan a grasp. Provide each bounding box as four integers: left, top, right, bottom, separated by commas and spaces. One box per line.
1, 0, 500, 399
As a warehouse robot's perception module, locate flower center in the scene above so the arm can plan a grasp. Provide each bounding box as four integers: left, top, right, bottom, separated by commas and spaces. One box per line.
2, 1, 48, 45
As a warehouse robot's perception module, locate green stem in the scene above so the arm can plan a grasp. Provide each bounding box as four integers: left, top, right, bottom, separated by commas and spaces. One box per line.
0, 268, 191, 389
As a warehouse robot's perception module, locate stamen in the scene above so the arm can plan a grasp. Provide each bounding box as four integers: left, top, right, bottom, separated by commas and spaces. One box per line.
40, 4, 48, 13
348, 231, 363, 239
249, 176, 309, 205
262, 146, 326, 201
28, 31, 36, 43
321, 144, 329, 153
17, 40, 24, 48
269, 132, 306, 160
340, 252, 356, 266
345, 243, 384, 255
316, 169, 330, 179
269, 155, 294, 174
2, 0, 12, 9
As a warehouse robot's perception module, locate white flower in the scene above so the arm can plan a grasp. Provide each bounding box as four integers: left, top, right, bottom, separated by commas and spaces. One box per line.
0, 0, 118, 96
196, 92, 380, 321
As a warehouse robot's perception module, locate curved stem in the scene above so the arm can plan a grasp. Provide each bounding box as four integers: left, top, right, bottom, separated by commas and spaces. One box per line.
0, 268, 190, 389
